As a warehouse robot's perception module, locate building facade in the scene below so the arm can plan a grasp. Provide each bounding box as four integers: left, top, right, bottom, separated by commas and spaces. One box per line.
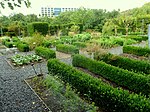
41, 6, 79, 17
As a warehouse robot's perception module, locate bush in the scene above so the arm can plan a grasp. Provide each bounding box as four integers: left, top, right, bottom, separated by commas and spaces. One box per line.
123, 45, 150, 57
27, 22, 49, 36
5, 41, 13, 48
94, 53, 150, 74
12, 37, 20, 42
17, 43, 29, 52
73, 42, 86, 48
35, 46, 56, 59
42, 40, 52, 48
56, 44, 79, 54
72, 54, 150, 96
47, 59, 150, 112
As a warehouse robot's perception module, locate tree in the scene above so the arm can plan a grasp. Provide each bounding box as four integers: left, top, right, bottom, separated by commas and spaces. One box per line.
0, 0, 31, 10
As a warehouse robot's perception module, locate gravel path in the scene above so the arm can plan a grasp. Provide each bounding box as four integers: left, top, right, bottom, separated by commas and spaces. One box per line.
0, 52, 50, 112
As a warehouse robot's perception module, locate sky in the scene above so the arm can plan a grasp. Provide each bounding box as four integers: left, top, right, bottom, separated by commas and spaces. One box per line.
0, 0, 150, 16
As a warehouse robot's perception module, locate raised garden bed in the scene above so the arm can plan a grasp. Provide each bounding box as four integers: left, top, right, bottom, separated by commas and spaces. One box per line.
25, 74, 98, 112
6, 54, 45, 69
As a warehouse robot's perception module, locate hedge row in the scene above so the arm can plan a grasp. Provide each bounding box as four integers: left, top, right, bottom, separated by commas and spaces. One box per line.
72, 54, 150, 96
73, 42, 87, 48
56, 44, 79, 54
27, 22, 49, 36
35, 46, 56, 59
47, 59, 150, 112
94, 53, 150, 74
17, 43, 29, 52
123, 45, 150, 57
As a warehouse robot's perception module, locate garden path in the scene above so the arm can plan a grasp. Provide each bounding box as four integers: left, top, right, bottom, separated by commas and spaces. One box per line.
0, 51, 50, 112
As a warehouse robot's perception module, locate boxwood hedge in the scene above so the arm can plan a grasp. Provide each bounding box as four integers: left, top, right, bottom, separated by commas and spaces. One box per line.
47, 59, 150, 112
94, 53, 150, 74
123, 45, 150, 57
35, 46, 56, 59
56, 44, 79, 54
72, 54, 150, 96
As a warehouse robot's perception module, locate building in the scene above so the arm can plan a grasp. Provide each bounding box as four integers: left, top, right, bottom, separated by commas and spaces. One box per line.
41, 6, 79, 17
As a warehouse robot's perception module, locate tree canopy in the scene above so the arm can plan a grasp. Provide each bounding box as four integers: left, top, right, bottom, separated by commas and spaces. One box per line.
0, 0, 31, 10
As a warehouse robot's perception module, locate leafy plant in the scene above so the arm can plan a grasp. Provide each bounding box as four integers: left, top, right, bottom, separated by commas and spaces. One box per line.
11, 54, 42, 66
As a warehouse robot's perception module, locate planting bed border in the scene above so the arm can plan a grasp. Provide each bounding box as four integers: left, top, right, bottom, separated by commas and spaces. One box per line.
24, 74, 52, 112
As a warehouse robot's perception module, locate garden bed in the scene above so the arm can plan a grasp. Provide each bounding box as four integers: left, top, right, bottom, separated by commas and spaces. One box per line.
6, 54, 45, 69
25, 74, 98, 112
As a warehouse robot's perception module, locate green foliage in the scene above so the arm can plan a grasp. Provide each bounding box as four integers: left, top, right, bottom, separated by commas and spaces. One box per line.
22, 33, 45, 50
72, 42, 86, 48
35, 46, 56, 59
41, 40, 52, 48
5, 41, 13, 48
11, 54, 42, 66
122, 35, 148, 42
123, 45, 150, 57
72, 54, 150, 96
94, 52, 150, 74
47, 59, 150, 112
17, 43, 29, 52
27, 22, 49, 35
12, 37, 20, 42
43, 75, 97, 112
0, 0, 31, 10
56, 44, 79, 54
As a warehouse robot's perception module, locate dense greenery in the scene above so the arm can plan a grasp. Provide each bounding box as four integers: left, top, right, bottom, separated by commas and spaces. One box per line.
27, 22, 49, 36
47, 59, 150, 112
72, 54, 150, 96
123, 45, 150, 57
35, 46, 56, 59
94, 52, 150, 74
11, 54, 42, 66
56, 44, 79, 54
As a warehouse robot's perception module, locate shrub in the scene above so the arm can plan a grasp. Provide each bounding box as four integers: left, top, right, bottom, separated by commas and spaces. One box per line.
12, 37, 20, 42
56, 44, 79, 54
73, 42, 86, 48
94, 53, 150, 74
47, 59, 150, 112
27, 22, 49, 36
123, 45, 150, 57
17, 43, 29, 52
5, 41, 13, 48
72, 54, 150, 96
35, 46, 56, 59
42, 40, 52, 48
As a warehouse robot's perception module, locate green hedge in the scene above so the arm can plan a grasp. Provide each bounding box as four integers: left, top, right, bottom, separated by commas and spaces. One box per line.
28, 22, 49, 35
17, 43, 29, 52
123, 45, 150, 57
72, 54, 150, 96
47, 59, 150, 112
94, 53, 150, 74
35, 46, 56, 59
73, 42, 87, 48
5, 41, 13, 48
41, 40, 52, 48
56, 44, 79, 54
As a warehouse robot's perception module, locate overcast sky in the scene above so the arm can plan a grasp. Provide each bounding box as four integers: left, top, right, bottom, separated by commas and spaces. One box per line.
0, 0, 150, 16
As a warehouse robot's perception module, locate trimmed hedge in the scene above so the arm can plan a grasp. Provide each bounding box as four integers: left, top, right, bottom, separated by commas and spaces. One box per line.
42, 41, 52, 48
5, 41, 13, 48
17, 43, 29, 52
73, 42, 86, 48
35, 46, 56, 59
123, 45, 150, 57
56, 44, 79, 54
72, 54, 150, 96
28, 22, 49, 35
47, 59, 150, 112
94, 53, 150, 74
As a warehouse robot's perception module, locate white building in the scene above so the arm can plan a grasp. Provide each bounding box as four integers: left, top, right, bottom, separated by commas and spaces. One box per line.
41, 6, 79, 17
